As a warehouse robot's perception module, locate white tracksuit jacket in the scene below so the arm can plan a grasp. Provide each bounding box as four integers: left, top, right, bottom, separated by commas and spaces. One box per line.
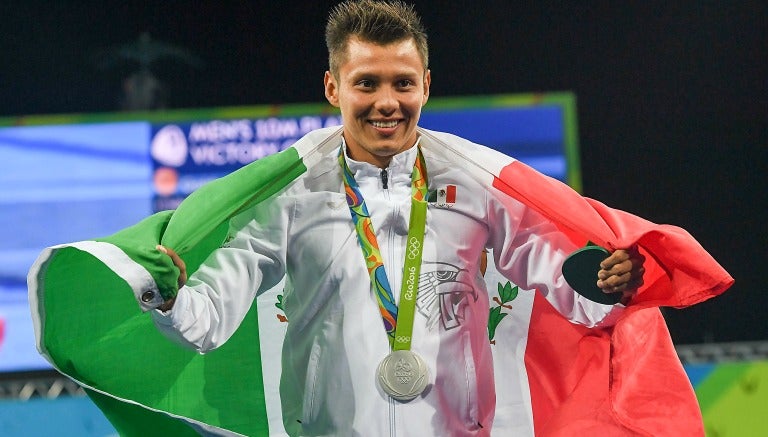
152, 134, 622, 436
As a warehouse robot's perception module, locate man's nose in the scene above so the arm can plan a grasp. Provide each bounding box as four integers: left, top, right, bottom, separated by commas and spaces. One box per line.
374, 87, 398, 114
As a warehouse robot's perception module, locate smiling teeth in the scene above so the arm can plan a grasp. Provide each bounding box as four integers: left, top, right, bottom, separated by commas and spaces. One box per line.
371, 120, 398, 128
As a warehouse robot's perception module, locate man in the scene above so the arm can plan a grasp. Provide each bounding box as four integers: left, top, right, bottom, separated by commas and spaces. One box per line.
29, 1, 731, 436
154, 1, 643, 435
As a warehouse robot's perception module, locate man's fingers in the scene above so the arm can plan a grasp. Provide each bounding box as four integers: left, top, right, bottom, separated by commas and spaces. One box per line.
598, 249, 645, 280
157, 245, 188, 288
597, 264, 645, 291
598, 260, 628, 279
600, 248, 645, 269
599, 274, 645, 294
597, 270, 630, 289
599, 250, 629, 270
594, 248, 645, 304
599, 262, 645, 281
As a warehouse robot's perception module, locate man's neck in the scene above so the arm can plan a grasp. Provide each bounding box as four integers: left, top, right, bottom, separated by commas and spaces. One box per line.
342, 136, 421, 169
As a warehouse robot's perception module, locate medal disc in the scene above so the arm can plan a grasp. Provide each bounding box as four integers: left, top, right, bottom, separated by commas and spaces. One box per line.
376, 350, 429, 402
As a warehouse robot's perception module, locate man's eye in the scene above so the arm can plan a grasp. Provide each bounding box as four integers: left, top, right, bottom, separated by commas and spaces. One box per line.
357, 79, 374, 88
397, 80, 414, 88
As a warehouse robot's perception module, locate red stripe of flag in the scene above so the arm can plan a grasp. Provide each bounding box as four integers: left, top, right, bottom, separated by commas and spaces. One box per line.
446, 185, 456, 204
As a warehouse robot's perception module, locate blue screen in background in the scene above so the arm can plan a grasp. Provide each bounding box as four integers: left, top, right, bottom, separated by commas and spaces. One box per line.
0, 101, 572, 372
420, 106, 567, 181
0, 122, 153, 371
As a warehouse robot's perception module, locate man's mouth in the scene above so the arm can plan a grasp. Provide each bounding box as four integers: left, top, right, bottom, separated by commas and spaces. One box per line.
370, 120, 399, 128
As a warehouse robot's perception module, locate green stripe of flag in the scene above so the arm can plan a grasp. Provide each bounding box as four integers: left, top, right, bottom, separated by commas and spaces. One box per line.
36, 145, 311, 435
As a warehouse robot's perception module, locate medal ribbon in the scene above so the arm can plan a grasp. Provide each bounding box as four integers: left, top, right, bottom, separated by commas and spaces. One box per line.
339, 145, 428, 349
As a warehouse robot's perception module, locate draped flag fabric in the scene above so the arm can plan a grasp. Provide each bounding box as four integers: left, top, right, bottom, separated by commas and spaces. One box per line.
28, 127, 733, 436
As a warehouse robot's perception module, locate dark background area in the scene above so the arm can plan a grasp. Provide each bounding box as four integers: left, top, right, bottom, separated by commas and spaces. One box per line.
2, 1, 765, 344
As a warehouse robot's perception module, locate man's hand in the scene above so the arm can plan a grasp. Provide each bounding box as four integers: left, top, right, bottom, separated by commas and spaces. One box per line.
597, 247, 645, 304
156, 245, 187, 311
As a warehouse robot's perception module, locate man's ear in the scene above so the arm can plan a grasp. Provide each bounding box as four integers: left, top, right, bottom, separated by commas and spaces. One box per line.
422, 69, 431, 107
324, 71, 340, 107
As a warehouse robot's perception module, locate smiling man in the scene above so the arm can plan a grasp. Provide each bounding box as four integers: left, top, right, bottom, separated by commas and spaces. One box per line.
28, 1, 732, 436
151, 1, 648, 435
323, 34, 430, 168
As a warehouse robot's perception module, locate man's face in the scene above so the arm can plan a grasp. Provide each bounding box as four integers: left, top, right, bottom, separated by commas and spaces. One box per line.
324, 36, 431, 168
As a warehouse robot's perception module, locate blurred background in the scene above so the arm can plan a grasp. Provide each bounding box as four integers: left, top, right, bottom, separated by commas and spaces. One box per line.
1, 1, 765, 435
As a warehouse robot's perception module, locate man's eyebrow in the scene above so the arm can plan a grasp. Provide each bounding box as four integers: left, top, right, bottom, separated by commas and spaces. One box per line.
347, 72, 378, 82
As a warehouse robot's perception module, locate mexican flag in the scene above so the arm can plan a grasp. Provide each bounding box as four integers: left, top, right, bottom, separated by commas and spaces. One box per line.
28, 127, 733, 436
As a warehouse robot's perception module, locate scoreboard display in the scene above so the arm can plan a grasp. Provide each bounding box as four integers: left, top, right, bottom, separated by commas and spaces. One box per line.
0, 92, 579, 372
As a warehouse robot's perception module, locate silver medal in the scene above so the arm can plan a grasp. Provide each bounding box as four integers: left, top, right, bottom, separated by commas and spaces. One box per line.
376, 350, 430, 402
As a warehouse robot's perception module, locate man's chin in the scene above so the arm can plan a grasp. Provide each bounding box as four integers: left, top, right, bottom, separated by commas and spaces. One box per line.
370, 137, 416, 154
372, 145, 407, 159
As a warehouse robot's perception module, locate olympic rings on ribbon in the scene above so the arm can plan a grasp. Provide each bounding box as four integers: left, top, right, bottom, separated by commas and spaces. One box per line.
407, 236, 421, 260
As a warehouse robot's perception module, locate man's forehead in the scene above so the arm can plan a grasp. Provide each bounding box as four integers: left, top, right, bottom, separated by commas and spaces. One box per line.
338, 36, 426, 71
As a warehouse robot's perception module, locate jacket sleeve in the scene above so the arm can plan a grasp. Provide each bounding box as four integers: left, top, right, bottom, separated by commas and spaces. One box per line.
151, 197, 291, 352
486, 188, 625, 328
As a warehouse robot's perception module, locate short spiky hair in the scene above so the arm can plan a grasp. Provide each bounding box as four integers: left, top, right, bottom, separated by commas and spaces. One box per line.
325, 0, 428, 77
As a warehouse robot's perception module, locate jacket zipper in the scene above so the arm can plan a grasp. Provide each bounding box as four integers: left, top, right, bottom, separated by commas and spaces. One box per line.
389, 396, 397, 437
382, 165, 399, 436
